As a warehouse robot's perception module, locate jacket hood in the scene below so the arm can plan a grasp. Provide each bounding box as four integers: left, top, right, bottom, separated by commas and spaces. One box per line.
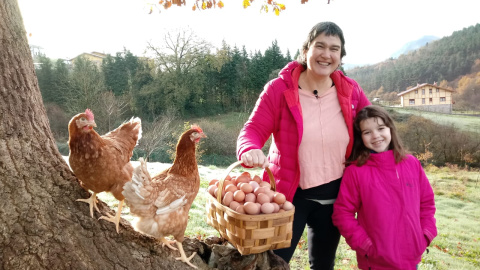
278, 61, 301, 90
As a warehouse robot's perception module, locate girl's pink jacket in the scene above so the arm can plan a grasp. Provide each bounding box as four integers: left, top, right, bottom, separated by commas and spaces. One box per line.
236, 61, 370, 202
332, 150, 437, 270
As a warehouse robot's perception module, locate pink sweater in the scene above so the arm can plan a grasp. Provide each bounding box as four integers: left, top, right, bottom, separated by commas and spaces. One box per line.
298, 87, 349, 188
237, 61, 370, 201
332, 151, 437, 270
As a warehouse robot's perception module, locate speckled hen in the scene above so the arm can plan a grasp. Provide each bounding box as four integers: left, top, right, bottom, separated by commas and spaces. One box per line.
68, 109, 142, 233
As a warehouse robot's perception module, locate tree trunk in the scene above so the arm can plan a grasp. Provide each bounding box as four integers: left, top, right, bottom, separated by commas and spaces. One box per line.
0, 1, 289, 269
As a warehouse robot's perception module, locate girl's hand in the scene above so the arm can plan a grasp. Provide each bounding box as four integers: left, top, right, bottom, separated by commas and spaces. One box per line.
241, 149, 269, 168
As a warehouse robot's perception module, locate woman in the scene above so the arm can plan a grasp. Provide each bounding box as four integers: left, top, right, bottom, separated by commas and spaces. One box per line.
236, 21, 370, 269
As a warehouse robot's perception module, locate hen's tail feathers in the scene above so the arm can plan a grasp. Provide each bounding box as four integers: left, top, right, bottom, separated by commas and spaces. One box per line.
105, 117, 142, 150
129, 117, 142, 146
123, 158, 152, 206
155, 195, 187, 215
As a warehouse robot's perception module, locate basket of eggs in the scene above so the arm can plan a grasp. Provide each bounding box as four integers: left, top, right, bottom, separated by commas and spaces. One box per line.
205, 160, 294, 255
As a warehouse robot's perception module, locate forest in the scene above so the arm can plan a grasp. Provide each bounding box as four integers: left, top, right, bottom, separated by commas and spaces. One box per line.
34, 25, 480, 167
349, 23, 480, 108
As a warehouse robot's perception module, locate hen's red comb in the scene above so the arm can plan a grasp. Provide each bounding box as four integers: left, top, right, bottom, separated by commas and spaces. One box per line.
191, 124, 203, 133
85, 109, 94, 121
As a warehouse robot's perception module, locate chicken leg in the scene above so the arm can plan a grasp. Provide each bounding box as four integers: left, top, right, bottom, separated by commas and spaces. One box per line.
76, 192, 100, 218
99, 199, 124, 233
160, 237, 178, 251
175, 241, 197, 269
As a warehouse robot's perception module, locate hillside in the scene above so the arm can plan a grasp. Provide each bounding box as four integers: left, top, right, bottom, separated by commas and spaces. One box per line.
390, 35, 440, 59
346, 23, 480, 93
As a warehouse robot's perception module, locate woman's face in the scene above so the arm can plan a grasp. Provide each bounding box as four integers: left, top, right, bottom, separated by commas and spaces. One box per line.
305, 32, 342, 78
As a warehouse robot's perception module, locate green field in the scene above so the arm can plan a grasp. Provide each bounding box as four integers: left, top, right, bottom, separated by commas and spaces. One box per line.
97, 162, 480, 270
392, 108, 480, 133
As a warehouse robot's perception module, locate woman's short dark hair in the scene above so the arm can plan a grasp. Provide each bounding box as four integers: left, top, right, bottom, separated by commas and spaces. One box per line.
297, 21, 346, 67
347, 105, 407, 166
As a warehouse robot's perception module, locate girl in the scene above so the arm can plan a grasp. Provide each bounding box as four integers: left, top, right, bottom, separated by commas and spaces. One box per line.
332, 105, 437, 270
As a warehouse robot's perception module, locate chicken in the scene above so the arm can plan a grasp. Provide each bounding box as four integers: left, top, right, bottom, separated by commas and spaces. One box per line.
122, 125, 206, 269
68, 108, 142, 233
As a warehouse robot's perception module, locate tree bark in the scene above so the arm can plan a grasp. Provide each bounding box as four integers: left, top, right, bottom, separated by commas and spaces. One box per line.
0, 1, 289, 269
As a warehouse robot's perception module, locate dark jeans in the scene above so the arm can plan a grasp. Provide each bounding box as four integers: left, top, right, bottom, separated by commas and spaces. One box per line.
274, 180, 341, 270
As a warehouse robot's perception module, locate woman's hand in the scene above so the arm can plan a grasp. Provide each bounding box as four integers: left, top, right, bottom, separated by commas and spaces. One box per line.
241, 149, 269, 168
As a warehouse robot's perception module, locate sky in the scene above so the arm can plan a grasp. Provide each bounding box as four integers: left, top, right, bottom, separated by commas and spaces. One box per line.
17, 0, 480, 67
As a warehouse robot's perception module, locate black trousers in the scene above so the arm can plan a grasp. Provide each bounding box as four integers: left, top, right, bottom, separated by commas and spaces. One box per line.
274, 180, 341, 270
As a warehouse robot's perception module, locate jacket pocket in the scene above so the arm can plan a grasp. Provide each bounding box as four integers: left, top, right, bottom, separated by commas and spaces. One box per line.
403, 215, 426, 260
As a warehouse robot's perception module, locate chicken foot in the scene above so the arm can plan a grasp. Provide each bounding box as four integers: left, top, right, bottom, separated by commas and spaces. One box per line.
76, 192, 100, 218
160, 237, 178, 251
98, 199, 124, 233
175, 241, 198, 269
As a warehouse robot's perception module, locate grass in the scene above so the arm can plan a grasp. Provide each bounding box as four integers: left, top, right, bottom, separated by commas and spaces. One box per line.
94, 161, 480, 270
392, 108, 480, 133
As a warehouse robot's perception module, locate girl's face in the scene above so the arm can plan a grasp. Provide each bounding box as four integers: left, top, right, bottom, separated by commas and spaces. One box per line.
360, 117, 391, 153
305, 32, 342, 78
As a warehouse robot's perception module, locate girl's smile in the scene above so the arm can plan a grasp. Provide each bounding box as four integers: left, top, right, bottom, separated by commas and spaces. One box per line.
360, 117, 391, 153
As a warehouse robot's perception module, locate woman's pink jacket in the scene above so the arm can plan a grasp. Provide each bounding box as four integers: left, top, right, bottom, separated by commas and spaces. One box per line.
236, 61, 370, 202
333, 151, 437, 269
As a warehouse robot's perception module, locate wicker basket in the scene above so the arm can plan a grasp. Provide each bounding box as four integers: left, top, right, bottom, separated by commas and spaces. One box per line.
206, 160, 294, 255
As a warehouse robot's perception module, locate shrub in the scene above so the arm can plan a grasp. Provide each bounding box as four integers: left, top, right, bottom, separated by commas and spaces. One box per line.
196, 118, 242, 157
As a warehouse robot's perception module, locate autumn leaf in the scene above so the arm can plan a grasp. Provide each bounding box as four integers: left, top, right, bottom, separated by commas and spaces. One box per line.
202, 1, 206, 9
192, 4, 196, 10
274, 6, 279, 16
218, 1, 224, 8
278, 3, 285, 10
243, 0, 250, 8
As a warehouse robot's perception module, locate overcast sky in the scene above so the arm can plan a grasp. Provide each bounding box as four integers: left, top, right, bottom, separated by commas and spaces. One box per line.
18, 0, 480, 67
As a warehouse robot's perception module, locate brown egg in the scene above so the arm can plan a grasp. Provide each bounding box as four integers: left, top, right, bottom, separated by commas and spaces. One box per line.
253, 187, 266, 196
240, 183, 253, 194
282, 201, 294, 211
229, 201, 240, 211
222, 191, 234, 206
256, 193, 270, 204
252, 175, 262, 184
265, 190, 275, 202
245, 193, 256, 203
261, 203, 275, 214
260, 181, 271, 190
240, 171, 252, 179
222, 180, 232, 189
209, 179, 219, 186
236, 175, 250, 184
233, 190, 246, 202
244, 202, 260, 215
273, 192, 286, 205
224, 184, 238, 193
272, 202, 280, 213
208, 185, 217, 196
235, 205, 245, 214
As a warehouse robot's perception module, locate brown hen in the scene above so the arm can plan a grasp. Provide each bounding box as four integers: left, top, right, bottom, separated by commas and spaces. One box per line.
68, 109, 142, 233
122, 125, 206, 268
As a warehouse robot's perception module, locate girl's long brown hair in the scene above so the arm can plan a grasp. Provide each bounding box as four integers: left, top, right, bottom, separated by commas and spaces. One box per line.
347, 105, 407, 166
